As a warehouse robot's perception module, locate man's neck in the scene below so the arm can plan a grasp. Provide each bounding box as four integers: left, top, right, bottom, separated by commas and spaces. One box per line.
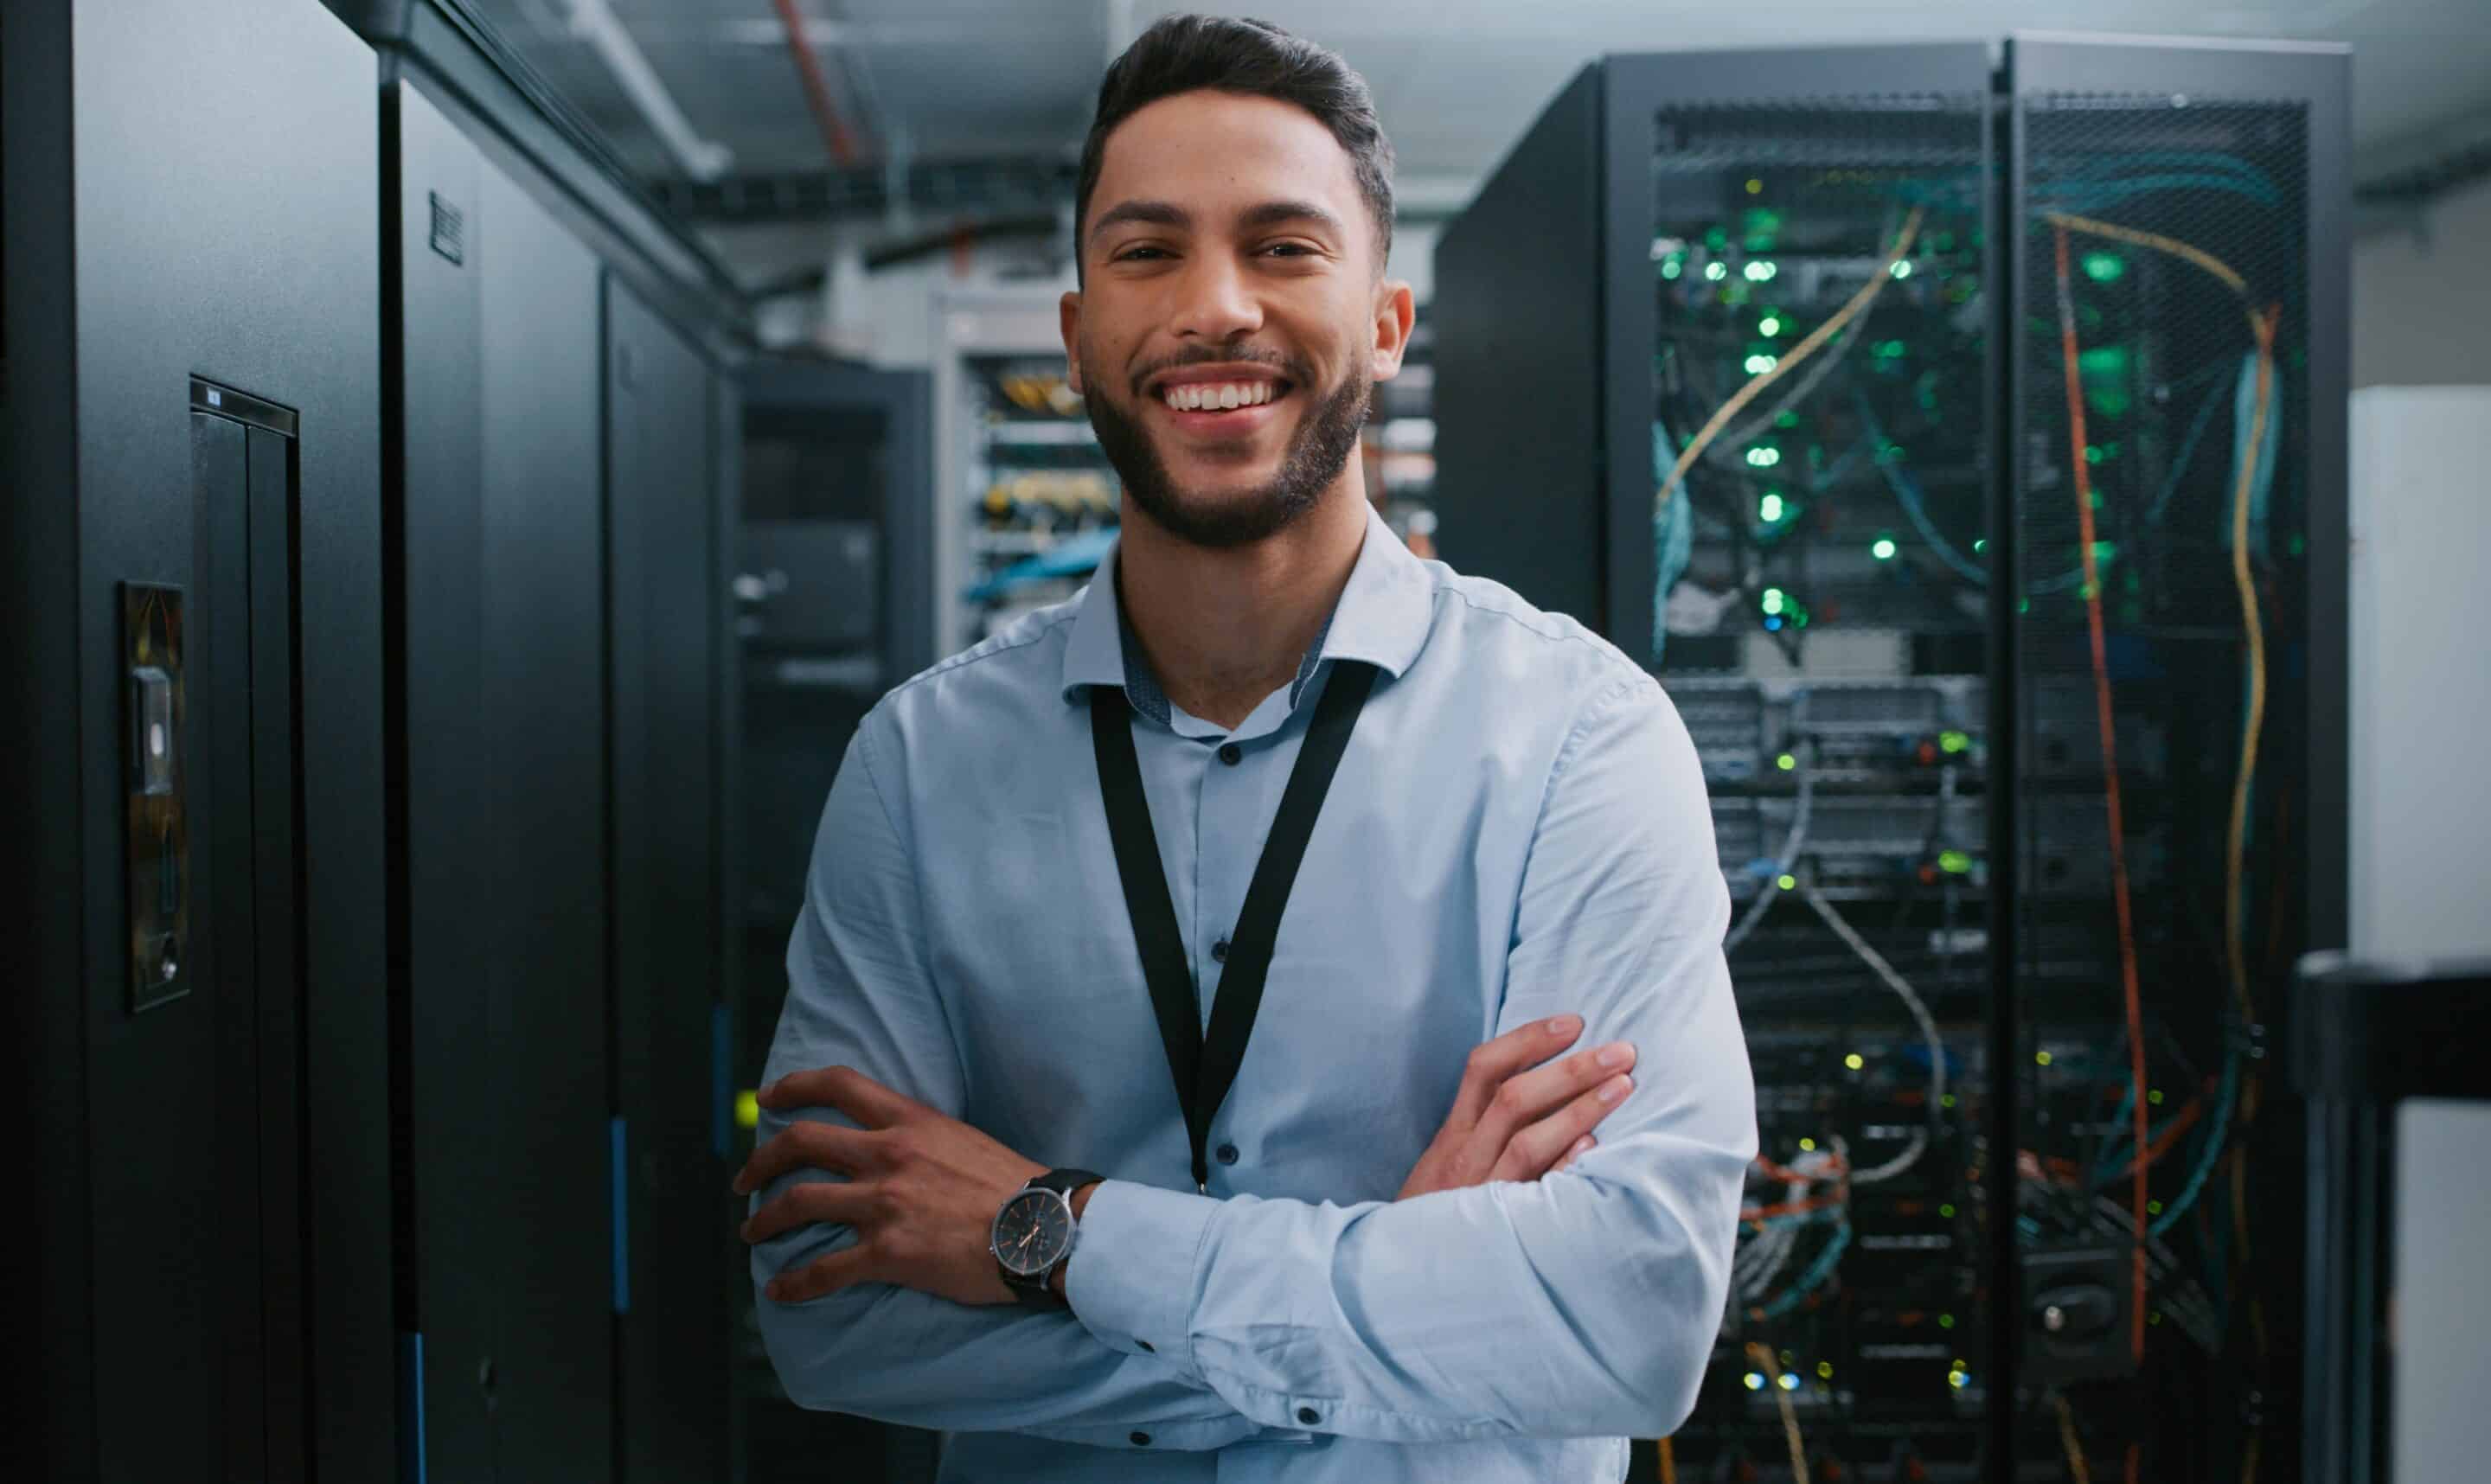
1116, 488, 1368, 732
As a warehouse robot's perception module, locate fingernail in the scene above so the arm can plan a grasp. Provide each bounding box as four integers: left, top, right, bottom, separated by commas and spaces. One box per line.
1599, 1074, 1632, 1103
1573, 1135, 1596, 1155
1597, 1041, 1634, 1070
1549, 1015, 1582, 1037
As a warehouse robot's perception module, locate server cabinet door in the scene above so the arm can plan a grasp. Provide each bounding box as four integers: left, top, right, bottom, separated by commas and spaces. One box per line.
394, 75, 617, 1481
607, 278, 733, 1482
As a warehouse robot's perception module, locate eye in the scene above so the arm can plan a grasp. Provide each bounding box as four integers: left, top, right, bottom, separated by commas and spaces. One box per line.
1113, 245, 1171, 262
1262, 242, 1318, 258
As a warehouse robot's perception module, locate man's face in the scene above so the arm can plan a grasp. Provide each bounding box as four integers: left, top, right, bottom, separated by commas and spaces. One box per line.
1063, 90, 1411, 550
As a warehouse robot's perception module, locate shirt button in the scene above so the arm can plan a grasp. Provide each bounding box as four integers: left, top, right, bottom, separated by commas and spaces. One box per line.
1136, 1340, 1155, 1353
1215, 1143, 1239, 1166
1218, 742, 1242, 765
1297, 1406, 1320, 1424
1130, 1431, 1151, 1446
1211, 938, 1230, 963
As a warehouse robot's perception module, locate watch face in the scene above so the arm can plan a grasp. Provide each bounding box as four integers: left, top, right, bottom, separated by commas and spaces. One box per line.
991, 1188, 1073, 1277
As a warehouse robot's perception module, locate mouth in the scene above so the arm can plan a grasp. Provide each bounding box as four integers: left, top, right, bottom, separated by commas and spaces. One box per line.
1143, 369, 1295, 438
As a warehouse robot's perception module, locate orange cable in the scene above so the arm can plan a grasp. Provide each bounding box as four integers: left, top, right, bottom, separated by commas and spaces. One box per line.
2052, 222, 2151, 1367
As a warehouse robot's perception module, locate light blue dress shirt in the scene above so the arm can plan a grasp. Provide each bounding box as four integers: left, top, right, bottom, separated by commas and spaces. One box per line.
752, 503, 1757, 1483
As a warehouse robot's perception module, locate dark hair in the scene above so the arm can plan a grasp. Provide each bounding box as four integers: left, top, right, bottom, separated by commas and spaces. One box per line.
1074, 15, 1395, 276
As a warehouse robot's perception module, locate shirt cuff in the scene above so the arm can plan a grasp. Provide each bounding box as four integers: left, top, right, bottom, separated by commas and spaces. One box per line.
1064, 1179, 1218, 1381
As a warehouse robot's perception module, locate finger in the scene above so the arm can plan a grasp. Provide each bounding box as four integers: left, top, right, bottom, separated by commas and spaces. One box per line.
758, 1065, 925, 1129
1553, 1135, 1597, 1174
1469, 1039, 1635, 1164
762, 1244, 878, 1305
741, 1180, 874, 1245
1454, 1014, 1585, 1125
733, 1118, 876, 1195
1492, 1072, 1633, 1183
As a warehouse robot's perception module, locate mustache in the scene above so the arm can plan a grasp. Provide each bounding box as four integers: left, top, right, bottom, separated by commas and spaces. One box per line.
1126, 346, 1309, 398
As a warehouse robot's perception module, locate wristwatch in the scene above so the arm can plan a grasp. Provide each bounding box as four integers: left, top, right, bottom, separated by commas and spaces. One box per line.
990, 1167, 1103, 1309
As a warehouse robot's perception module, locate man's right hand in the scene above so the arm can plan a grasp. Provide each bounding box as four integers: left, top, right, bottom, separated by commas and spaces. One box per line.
1395, 1014, 1636, 1200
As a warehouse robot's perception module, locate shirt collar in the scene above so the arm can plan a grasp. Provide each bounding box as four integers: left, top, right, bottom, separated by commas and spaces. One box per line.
1059, 502, 1434, 712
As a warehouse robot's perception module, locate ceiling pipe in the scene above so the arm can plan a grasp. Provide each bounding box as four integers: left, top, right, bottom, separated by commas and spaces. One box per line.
560, 0, 733, 181
771, 0, 863, 170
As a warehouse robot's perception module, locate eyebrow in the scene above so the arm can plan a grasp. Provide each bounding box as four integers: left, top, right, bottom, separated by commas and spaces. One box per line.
1085, 198, 1348, 247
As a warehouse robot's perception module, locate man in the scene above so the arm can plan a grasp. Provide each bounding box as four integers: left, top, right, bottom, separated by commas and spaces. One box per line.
736, 15, 1755, 1482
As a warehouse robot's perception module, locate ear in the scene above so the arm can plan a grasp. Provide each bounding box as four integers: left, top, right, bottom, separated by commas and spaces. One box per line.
1368, 278, 1416, 383
1060, 290, 1085, 395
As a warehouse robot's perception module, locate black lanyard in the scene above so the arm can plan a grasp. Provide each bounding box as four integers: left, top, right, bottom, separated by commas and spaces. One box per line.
1089, 661, 1378, 1192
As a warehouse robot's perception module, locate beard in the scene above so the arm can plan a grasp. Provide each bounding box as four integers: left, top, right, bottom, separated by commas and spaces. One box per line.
1084, 355, 1371, 551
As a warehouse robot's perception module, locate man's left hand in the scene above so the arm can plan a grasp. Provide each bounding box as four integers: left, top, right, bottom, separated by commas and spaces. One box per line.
733, 1065, 1045, 1307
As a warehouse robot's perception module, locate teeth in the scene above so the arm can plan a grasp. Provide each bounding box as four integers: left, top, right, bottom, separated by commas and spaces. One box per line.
1161, 381, 1278, 411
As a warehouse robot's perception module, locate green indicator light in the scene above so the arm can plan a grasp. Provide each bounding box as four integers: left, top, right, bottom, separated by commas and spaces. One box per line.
2018, 599, 2031, 614
1746, 446, 1782, 468
735, 1090, 761, 1130
1891, 259, 1914, 278
1776, 752, 1796, 772
1939, 730, 1970, 754
1662, 259, 1683, 280
1872, 537, 1899, 560
1973, 538, 1988, 553
1778, 873, 1798, 892
1949, 1371, 1967, 1389
1706, 227, 1729, 251
1797, 1137, 1815, 1151
2290, 534, 2307, 557
1939, 1203, 1956, 1219
1938, 1313, 1956, 1330
1745, 1372, 1765, 1391
1942, 1093, 1956, 1109
1761, 587, 1786, 615
1743, 260, 1778, 282
1705, 260, 1728, 281
2148, 1089, 2164, 1106
1775, 409, 1799, 429
2036, 1050, 2053, 1067
1938, 849, 1973, 875
1759, 493, 1787, 523
1844, 1052, 1865, 1071
1818, 1361, 1834, 1379
2085, 445, 2104, 465
2148, 1199, 2164, 1215
2093, 541, 2117, 565
1746, 177, 1764, 195
2082, 251, 2126, 283
1758, 315, 1783, 337
1745, 353, 1780, 374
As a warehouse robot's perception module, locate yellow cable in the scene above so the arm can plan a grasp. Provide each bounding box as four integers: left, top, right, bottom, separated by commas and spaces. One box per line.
1655, 208, 1928, 515
1744, 1342, 1809, 1482
1658, 1435, 1677, 1484
2053, 1393, 2092, 1484
2046, 212, 2276, 1033
2042, 212, 2250, 297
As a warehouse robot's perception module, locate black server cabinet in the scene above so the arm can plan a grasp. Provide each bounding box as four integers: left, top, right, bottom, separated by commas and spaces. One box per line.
1433, 36, 2347, 1484
731, 360, 937, 1483
608, 278, 736, 1483
390, 73, 618, 1481
3, 0, 395, 1478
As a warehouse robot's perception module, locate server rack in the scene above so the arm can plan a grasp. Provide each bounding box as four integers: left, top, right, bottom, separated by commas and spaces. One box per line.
731, 357, 938, 1482
5, 0, 397, 1475
366, 3, 749, 1478
1434, 35, 2347, 1482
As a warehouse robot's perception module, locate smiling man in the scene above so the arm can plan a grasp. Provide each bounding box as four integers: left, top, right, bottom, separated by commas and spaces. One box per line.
739, 15, 1755, 1483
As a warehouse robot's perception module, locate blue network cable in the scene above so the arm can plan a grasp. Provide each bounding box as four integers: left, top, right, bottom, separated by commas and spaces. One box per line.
1759, 1221, 1853, 1321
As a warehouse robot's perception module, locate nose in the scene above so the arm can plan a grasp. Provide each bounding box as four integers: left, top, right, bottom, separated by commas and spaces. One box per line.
1168, 253, 1263, 343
